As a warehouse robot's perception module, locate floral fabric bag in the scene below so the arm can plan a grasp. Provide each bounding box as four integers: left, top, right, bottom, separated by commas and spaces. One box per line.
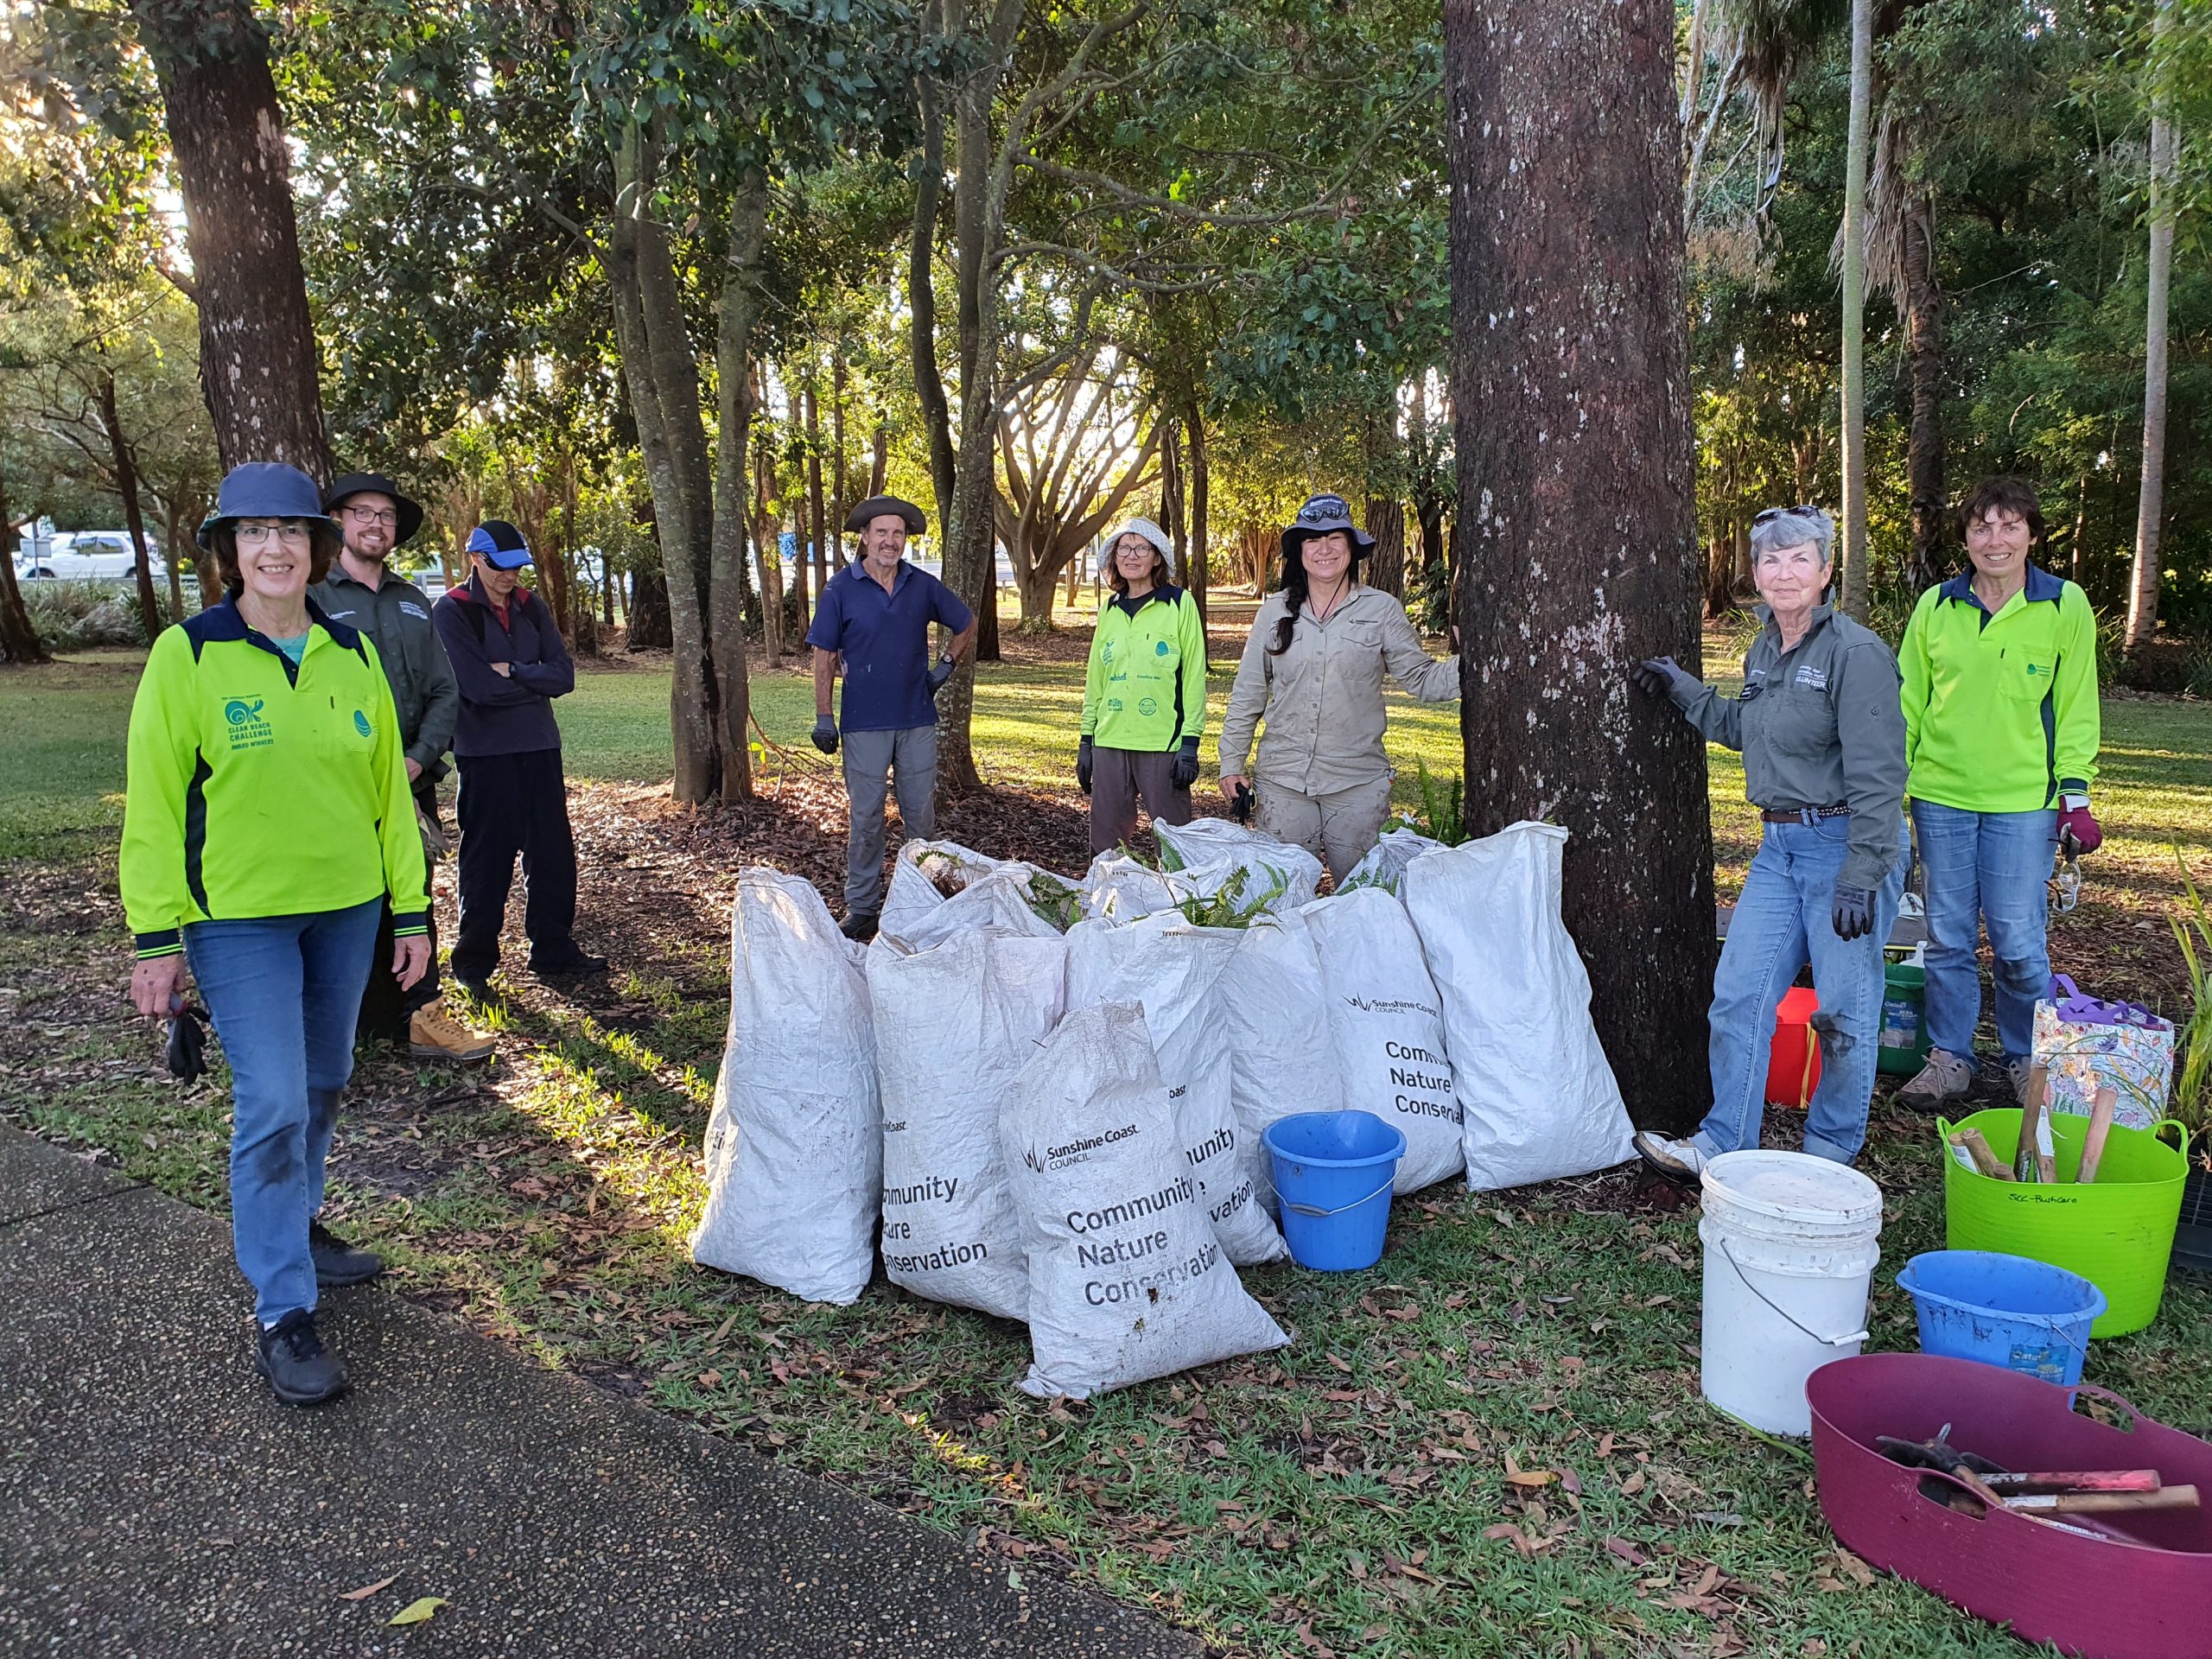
2031, 974, 2175, 1132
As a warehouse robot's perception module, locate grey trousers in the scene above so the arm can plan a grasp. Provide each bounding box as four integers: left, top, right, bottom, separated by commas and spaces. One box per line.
1255, 773, 1395, 884
1088, 746, 1193, 856
843, 724, 937, 913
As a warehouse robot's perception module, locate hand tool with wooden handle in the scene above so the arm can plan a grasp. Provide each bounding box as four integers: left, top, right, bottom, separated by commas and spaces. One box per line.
2003, 1483, 2198, 1516
2075, 1085, 2118, 1184
2018, 1062, 2056, 1183
1980, 1468, 2163, 1495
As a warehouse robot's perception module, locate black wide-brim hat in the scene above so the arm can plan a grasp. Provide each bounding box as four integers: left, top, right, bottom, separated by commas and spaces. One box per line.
1281, 492, 1375, 561
324, 472, 426, 546
844, 494, 927, 536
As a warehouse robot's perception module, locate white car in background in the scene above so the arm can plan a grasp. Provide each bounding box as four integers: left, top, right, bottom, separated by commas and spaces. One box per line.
14, 530, 167, 584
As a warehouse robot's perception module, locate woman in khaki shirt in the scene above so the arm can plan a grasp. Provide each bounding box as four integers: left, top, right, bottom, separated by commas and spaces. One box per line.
1218, 493, 1460, 880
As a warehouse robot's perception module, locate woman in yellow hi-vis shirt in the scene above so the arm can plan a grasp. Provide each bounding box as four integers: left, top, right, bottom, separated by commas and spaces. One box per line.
121, 463, 429, 1407
1077, 518, 1209, 856
1894, 476, 2102, 1110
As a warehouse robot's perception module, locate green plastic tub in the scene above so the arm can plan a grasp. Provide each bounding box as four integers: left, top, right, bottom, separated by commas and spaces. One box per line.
1937, 1108, 2190, 1337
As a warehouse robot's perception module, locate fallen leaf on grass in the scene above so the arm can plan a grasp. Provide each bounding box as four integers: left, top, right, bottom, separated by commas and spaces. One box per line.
337, 1573, 398, 1602
389, 1596, 447, 1626
1605, 1536, 1649, 1567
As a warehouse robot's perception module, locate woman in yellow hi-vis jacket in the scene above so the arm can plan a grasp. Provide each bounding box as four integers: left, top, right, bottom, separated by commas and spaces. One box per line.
1077, 518, 1209, 856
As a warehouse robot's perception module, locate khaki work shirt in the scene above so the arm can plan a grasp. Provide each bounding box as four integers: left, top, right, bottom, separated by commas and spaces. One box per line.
1219, 586, 1460, 795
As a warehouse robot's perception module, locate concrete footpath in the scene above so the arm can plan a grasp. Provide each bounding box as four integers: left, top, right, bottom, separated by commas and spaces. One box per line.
0, 1129, 1202, 1658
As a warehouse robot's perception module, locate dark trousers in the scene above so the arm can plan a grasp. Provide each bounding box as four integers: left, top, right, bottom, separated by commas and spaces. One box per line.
1088, 745, 1192, 856
359, 779, 443, 1036
451, 749, 581, 979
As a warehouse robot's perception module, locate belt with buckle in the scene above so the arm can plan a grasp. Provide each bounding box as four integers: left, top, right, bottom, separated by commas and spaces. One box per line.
1760, 805, 1851, 823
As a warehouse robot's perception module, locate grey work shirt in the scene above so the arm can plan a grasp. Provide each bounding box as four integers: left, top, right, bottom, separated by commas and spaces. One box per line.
1219, 585, 1460, 794
311, 564, 460, 780
1669, 604, 1907, 891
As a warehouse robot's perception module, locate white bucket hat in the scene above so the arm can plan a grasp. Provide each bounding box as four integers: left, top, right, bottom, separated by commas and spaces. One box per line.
1096, 517, 1173, 577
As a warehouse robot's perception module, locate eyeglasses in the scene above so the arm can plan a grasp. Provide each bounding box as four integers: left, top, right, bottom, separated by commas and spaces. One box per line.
235, 521, 312, 546
1753, 505, 1827, 524
340, 506, 398, 527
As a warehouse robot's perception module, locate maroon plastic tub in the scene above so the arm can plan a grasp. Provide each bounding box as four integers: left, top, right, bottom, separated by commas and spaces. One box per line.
1808, 1352, 2212, 1659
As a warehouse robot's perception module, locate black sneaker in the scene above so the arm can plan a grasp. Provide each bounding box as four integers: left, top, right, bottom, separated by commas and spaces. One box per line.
255, 1309, 347, 1406
308, 1220, 384, 1287
531, 950, 608, 981
839, 911, 879, 943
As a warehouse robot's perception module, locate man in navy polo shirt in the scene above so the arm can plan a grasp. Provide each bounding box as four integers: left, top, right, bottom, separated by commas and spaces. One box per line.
807, 494, 976, 940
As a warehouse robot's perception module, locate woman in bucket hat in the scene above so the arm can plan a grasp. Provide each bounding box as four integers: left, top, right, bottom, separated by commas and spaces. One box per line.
1217, 493, 1460, 880
121, 462, 431, 1405
1077, 518, 1210, 855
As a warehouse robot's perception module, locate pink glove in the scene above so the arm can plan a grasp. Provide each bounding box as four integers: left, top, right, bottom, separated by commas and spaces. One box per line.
2057, 796, 2101, 855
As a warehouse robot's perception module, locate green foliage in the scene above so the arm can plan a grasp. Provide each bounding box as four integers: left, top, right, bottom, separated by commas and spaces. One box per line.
16, 579, 147, 652
1393, 761, 1469, 848
2172, 848, 2212, 1135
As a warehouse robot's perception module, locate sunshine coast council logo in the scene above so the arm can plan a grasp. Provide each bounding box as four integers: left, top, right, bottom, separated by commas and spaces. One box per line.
224, 697, 275, 751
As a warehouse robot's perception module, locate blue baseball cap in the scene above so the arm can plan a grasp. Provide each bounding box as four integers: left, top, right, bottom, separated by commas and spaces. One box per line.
466, 519, 533, 569
196, 462, 338, 550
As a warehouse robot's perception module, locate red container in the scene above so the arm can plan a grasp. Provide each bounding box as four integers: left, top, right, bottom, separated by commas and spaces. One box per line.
1765, 986, 1822, 1109
1808, 1352, 2212, 1659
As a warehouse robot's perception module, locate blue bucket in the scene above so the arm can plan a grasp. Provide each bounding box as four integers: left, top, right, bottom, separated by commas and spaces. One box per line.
1895, 1249, 2106, 1387
1263, 1110, 1406, 1272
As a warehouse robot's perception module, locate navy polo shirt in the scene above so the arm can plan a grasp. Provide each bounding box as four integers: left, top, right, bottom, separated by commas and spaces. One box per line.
805, 559, 975, 733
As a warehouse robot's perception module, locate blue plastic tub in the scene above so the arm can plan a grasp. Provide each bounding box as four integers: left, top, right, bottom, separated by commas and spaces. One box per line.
1895, 1249, 2107, 1387
1263, 1110, 1406, 1272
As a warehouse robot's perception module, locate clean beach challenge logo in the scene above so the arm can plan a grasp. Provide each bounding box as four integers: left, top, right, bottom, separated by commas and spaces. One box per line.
223, 697, 274, 751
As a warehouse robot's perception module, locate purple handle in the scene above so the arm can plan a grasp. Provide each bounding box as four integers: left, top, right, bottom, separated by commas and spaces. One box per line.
2048, 974, 2170, 1032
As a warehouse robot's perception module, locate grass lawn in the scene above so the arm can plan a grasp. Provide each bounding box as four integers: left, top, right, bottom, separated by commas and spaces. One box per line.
4, 623, 2209, 1659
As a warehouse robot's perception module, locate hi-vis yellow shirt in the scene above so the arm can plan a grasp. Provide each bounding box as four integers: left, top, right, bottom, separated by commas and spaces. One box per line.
1899, 565, 2101, 814
120, 596, 429, 958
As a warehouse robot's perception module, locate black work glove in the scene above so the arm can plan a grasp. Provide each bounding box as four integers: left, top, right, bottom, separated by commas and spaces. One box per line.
1076, 736, 1095, 796
926, 656, 956, 697
810, 715, 838, 755
1831, 884, 1875, 942
165, 1001, 208, 1083
1170, 738, 1200, 791
1230, 780, 1255, 825
1630, 656, 1696, 701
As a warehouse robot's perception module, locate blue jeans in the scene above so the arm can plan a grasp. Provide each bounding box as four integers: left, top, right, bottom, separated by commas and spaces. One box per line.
1696, 817, 1908, 1165
185, 900, 382, 1325
1912, 800, 2056, 1064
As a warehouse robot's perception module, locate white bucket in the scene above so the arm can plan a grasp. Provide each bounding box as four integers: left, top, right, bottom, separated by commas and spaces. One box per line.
1697, 1150, 1884, 1436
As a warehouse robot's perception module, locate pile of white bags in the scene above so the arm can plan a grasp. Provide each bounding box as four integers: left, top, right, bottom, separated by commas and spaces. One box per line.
868, 925, 1065, 1321
881, 839, 1081, 946
1155, 818, 1323, 918
1077, 850, 1192, 923
1337, 826, 1446, 896
1001, 1003, 1289, 1399
1211, 907, 1349, 1215
1300, 887, 1465, 1192
1065, 913, 1286, 1265
1402, 821, 1637, 1190
692, 870, 882, 1304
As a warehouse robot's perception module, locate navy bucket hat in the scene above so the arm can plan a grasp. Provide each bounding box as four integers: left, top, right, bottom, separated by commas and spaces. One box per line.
1281, 492, 1375, 563
196, 462, 338, 550
466, 519, 534, 570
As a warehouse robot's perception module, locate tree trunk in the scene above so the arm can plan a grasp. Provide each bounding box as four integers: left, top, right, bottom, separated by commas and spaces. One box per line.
610, 121, 719, 801
1837, 0, 1875, 620
938, 68, 1001, 780
1902, 186, 1947, 595
0, 467, 52, 664
97, 372, 165, 643
716, 179, 779, 800
1187, 400, 1210, 632
870, 422, 888, 494
908, 78, 958, 535
128, 0, 332, 480
1444, 0, 1714, 1134
2127, 0, 2176, 657
1365, 499, 1408, 600
628, 562, 671, 648
1016, 558, 1062, 627
1160, 415, 1186, 587
1704, 528, 1736, 619
801, 378, 823, 638
829, 351, 849, 586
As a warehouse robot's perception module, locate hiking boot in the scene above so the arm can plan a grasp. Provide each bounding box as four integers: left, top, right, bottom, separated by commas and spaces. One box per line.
2005, 1056, 2037, 1100
308, 1220, 384, 1287
839, 911, 880, 944
255, 1309, 347, 1406
409, 1000, 494, 1065
1633, 1130, 1712, 1183
531, 950, 607, 981
1896, 1048, 1974, 1111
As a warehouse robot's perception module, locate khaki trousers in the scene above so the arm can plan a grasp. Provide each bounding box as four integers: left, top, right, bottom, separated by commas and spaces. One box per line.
1255, 774, 1394, 884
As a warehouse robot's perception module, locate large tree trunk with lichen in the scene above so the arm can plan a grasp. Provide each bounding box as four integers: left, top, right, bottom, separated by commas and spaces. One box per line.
128, 0, 332, 480
1445, 0, 1714, 1135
